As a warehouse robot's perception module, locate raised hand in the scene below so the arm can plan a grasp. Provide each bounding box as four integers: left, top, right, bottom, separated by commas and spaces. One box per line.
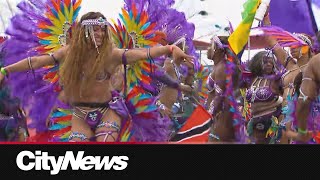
179, 83, 193, 93
171, 46, 194, 63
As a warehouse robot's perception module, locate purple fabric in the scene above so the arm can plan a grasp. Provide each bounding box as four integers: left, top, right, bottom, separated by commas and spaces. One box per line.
312, 0, 320, 7
124, 0, 200, 72
155, 8, 199, 72
0, 48, 27, 141
152, 65, 179, 89
109, 90, 130, 120
109, 91, 171, 142
124, 0, 175, 24
55, 99, 71, 109
296, 100, 320, 132
3, 0, 60, 133
138, 63, 180, 96
206, 75, 215, 92
290, 98, 319, 144
246, 87, 276, 103
180, 64, 188, 78
130, 113, 172, 142
123, 86, 171, 142
119, 0, 184, 142
270, 0, 317, 36
251, 26, 308, 47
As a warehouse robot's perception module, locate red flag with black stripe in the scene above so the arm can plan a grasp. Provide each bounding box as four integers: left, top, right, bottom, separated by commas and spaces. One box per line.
171, 105, 213, 143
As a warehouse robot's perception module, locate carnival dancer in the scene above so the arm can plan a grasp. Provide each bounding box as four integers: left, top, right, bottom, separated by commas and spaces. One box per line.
110, 1, 198, 141
205, 22, 243, 143
285, 53, 320, 143
258, 11, 315, 144
156, 7, 198, 136
243, 50, 285, 144
241, 13, 284, 144
1, 9, 193, 142
3, 0, 83, 142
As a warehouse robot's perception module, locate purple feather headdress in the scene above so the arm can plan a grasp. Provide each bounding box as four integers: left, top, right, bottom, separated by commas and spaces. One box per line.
3, 0, 53, 133
3, 0, 81, 133
124, 0, 200, 72
312, 0, 320, 7
157, 9, 199, 72
124, 0, 175, 23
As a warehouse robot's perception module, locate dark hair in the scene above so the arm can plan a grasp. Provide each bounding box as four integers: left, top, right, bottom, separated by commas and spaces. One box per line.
216, 36, 229, 53
218, 36, 229, 44
248, 51, 268, 77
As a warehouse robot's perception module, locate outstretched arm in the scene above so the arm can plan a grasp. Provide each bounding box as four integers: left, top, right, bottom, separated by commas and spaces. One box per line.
1, 46, 67, 77
260, 8, 296, 70
287, 56, 320, 142
113, 45, 193, 66
296, 58, 319, 140
265, 36, 298, 70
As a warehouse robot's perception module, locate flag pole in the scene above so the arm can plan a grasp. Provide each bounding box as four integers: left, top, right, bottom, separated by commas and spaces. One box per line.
247, 36, 250, 61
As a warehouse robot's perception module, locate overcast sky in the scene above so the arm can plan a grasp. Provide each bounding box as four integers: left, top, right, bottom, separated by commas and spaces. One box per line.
77, 0, 245, 64
1, 0, 320, 64
2, 0, 320, 39
0, 0, 244, 38
78, 0, 244, 41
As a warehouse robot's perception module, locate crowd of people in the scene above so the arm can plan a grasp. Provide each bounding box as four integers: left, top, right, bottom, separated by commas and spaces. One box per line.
0, 0, 319, 144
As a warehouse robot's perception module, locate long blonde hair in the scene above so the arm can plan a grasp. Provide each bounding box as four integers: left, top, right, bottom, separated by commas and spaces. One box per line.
59, 12, 113, 99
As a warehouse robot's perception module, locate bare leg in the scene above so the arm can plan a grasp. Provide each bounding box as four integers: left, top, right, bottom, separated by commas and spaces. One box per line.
209, 111, 236, 143
95, 109, 122, 142
69, 115, 93, 142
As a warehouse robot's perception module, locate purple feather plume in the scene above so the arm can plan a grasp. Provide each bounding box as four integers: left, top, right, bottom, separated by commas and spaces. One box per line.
312, 0, 320, 7
154, 8, 199, 72
3, 0, 61, 133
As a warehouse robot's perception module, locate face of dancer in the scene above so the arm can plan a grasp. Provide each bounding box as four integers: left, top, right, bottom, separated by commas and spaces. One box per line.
290, 45, 302, 59
92, 25, 106, 47
262, 56, 274, 75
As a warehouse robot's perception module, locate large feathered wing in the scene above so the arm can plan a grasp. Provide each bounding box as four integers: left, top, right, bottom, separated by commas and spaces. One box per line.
3, 0, 82, 134
110, 2, 171, 142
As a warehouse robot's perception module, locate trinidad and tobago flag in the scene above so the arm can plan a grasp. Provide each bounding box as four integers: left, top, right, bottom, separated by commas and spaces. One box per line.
171, 105, 213, 143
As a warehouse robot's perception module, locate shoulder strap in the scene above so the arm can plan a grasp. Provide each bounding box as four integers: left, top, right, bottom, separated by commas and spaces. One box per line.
122, 49, 129, 95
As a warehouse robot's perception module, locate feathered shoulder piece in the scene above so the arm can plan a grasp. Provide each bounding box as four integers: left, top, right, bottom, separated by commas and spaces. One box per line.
109, 1, 171, 142
5, 0, 82, 60
249, 26, 308, 49
110, 2, 162, 49
195, 65, 211, 105
36, 0, 82, 92
4, 0, 82, 133
36, 0, 82, 53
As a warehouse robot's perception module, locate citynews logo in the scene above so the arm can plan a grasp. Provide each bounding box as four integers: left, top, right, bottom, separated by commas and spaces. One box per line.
16, 151, 129, 175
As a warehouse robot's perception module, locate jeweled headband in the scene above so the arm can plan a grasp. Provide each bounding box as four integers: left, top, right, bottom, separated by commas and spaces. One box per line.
81, 17, 109, 27
294, 33, 313, 47
81, 17, 110, 54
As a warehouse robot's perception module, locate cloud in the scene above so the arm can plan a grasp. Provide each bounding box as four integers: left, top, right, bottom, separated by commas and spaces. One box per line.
78, 0, 124, 20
